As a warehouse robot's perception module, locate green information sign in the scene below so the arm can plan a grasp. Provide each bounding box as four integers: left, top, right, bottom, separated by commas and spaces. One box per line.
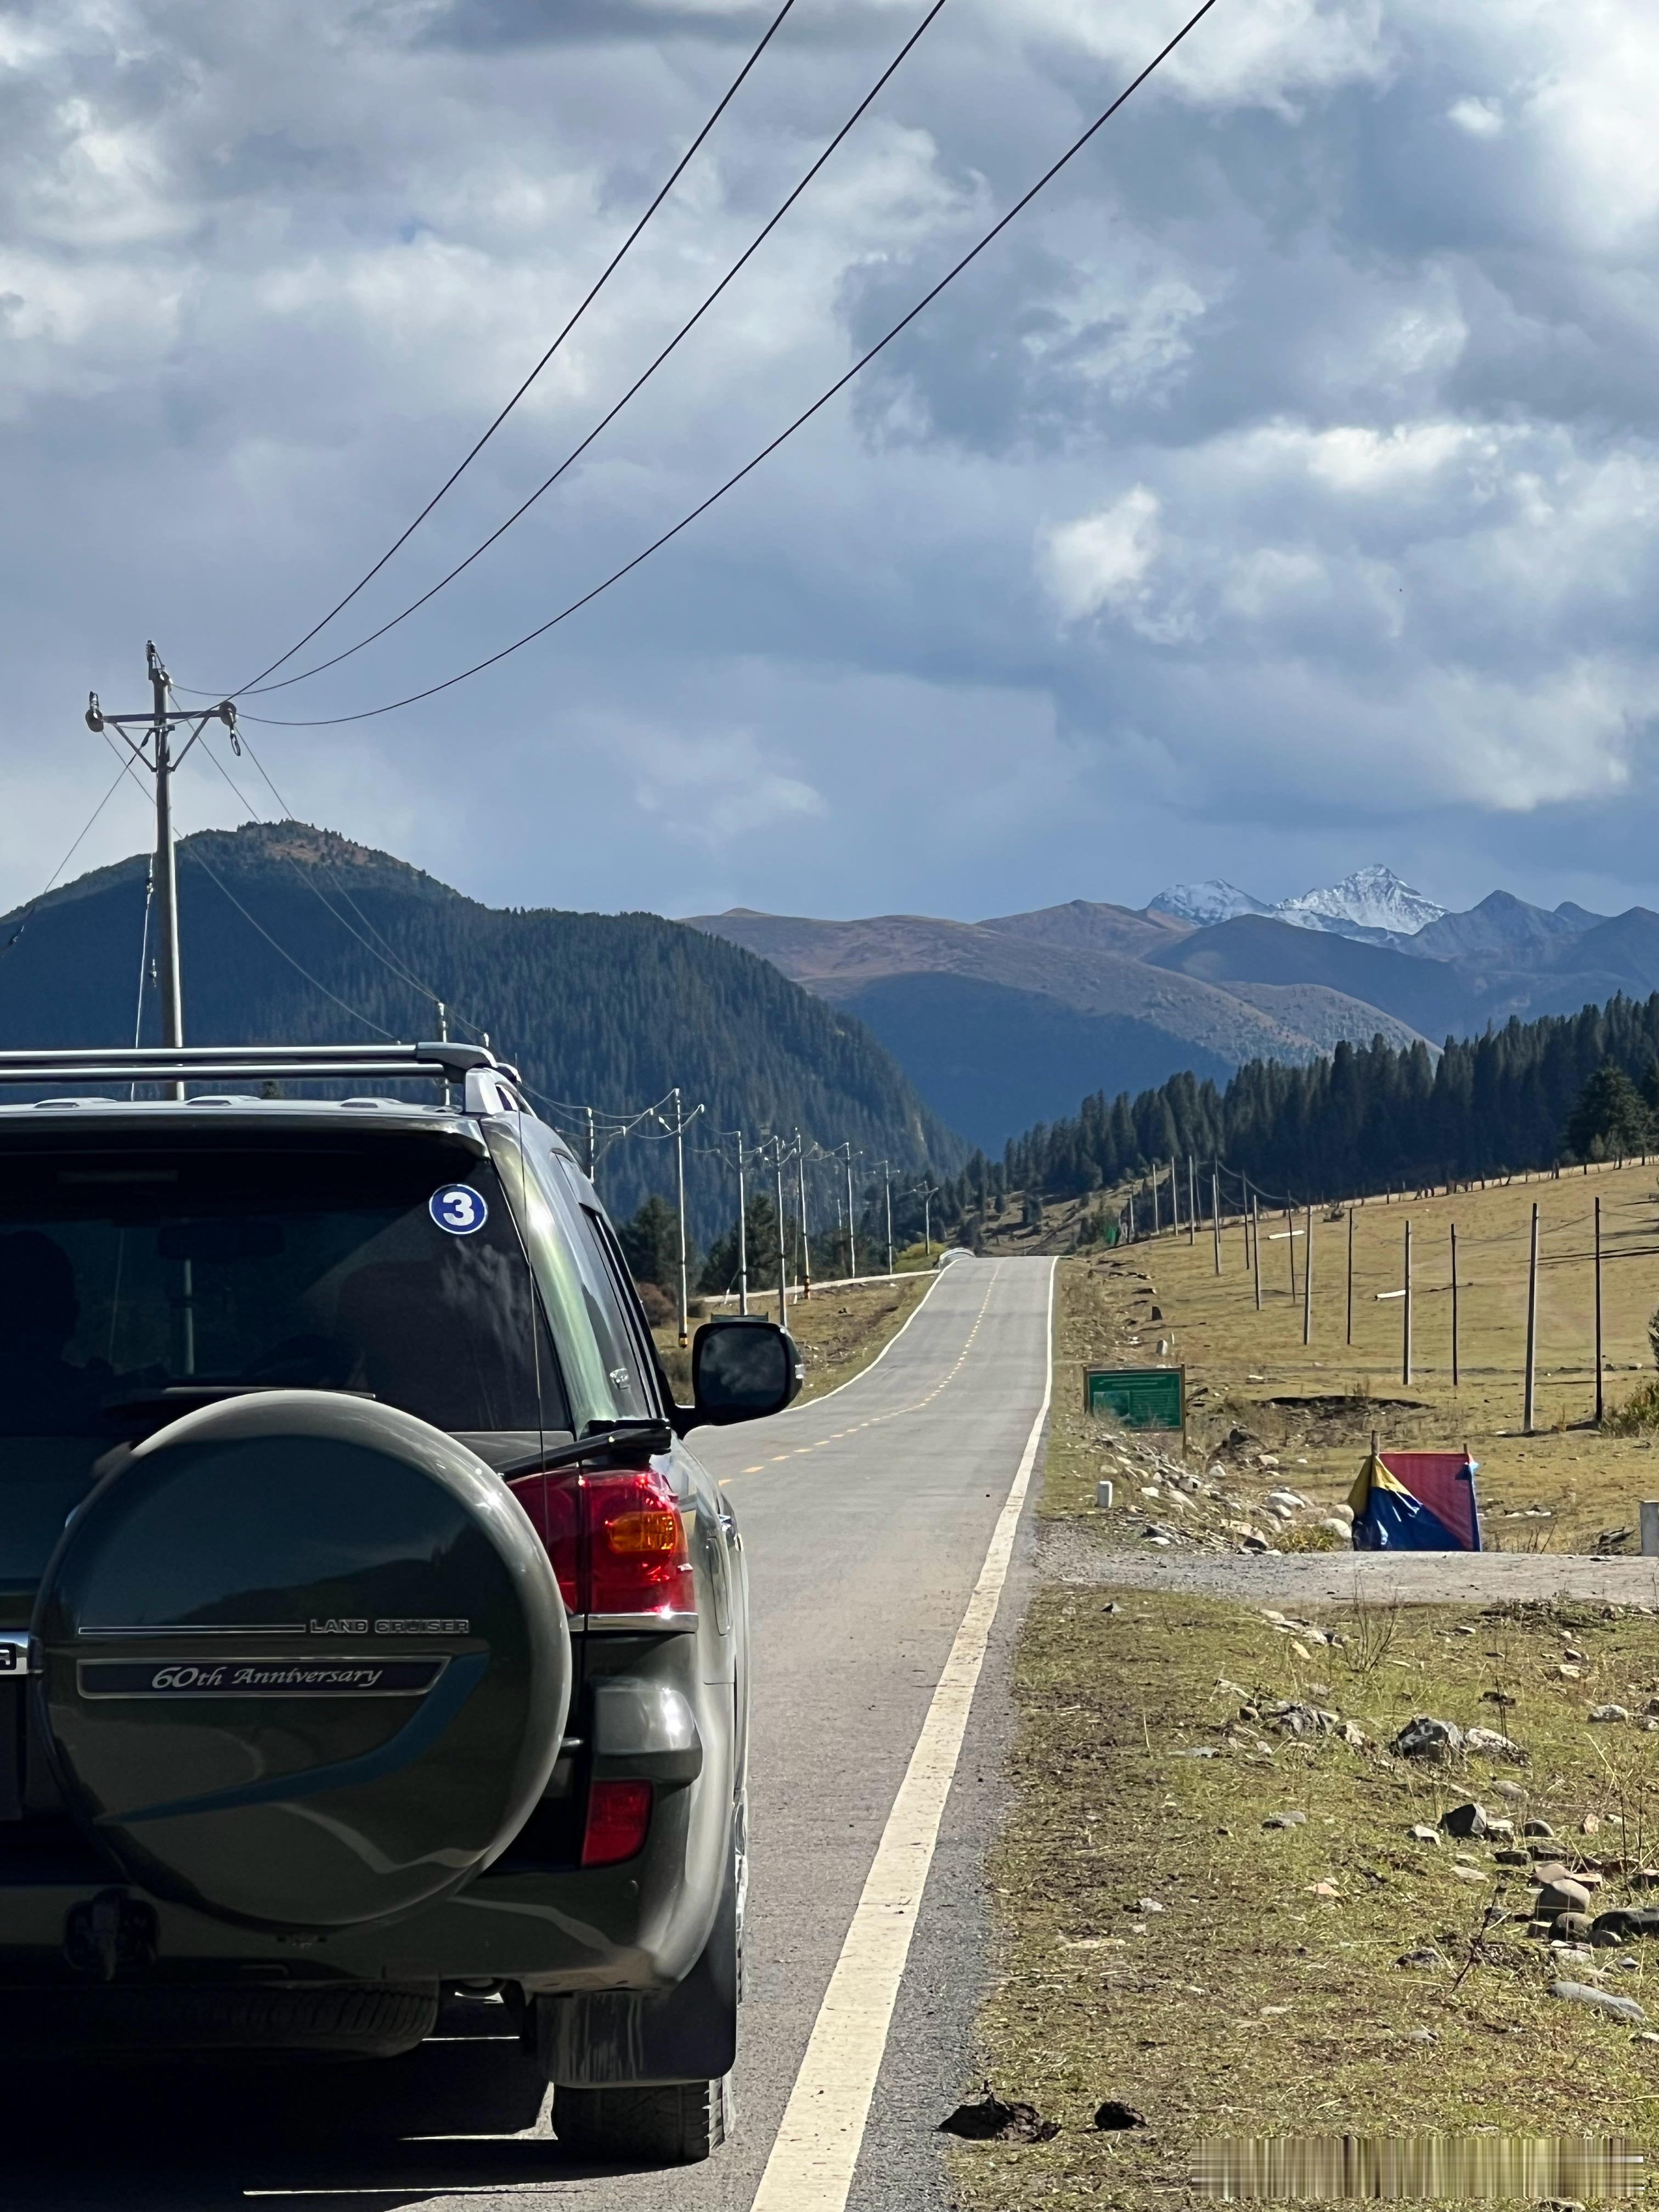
1085, 1365, 1185, 1444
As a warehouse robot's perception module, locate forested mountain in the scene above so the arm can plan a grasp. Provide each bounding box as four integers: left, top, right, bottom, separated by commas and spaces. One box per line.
984, 994, 1659, 1210
690, 880, 1659, 1151
0, 821, 966, 1234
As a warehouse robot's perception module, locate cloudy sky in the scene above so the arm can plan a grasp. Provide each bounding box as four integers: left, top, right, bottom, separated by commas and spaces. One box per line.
4, 0, 1657, 926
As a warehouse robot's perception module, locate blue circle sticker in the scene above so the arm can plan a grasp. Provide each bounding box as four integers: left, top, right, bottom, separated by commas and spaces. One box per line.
430, 1184, 488, 1235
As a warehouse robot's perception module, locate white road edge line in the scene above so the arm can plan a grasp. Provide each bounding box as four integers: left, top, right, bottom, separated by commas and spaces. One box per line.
774, 1256, 953, 1415
749, 1257, 1056, 2212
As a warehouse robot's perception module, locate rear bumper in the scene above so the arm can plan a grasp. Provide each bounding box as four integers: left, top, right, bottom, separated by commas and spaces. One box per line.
0, 1636, 735, 2004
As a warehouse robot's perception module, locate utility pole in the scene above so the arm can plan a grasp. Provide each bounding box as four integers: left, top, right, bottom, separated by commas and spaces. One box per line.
914, 1181, 937, 1260
1251, 1194, 1262, 1311
1523, 1201, 1539, 1434
654, 1089, 703, 1348
840, 1144, 857, 1280
86, 644, 235, 1101
734, 1130, 749, 1317
1211, 1166, 1222, 1275
874, 1161, 894, 1276
772, 1138, 789, 1327
1302, 1201, 1313, 1347
1450, 1221, 1459, 1390
1346, 1208, 1354, 1346
585, 1105, 596, 1182
1594, 1193, 1604, 1425
1187, 1154, 1197, 1246
1402, 1217, 1412, 1386
794, 1130, 811, 1300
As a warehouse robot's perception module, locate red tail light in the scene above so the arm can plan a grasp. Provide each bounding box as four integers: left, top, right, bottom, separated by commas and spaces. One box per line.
582, 1779, 653, 1867
508, 1465, 694, 1620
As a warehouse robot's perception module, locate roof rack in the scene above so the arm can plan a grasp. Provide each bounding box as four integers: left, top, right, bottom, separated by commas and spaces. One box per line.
0, 1042, 523, 1091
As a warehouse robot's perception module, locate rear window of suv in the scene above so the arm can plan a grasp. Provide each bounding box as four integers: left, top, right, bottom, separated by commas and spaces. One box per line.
0, 1128, 571, 1585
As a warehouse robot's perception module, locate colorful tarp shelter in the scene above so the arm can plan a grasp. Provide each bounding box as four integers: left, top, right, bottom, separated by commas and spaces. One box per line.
1348, 1450, 1481, 1552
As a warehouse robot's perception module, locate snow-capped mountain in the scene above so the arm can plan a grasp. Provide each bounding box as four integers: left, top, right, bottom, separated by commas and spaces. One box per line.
1147, 866, 1444, 943
1147, 880, 1273, 926
1277, 866, 1445, 938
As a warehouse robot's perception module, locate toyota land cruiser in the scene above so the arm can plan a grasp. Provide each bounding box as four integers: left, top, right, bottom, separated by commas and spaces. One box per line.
0, 1041, 797, 2164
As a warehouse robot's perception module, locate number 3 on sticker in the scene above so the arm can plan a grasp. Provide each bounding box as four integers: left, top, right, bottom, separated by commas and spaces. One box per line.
430, 1184, 487, 1234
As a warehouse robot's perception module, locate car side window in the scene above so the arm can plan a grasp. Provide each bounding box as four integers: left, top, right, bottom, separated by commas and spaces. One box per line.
578, 1200, 673, 1415
515, 1137, 660, 1423
484, 1124, 629, 1431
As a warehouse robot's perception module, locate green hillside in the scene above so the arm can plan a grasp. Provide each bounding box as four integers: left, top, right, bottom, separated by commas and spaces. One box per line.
0, 821, 966, 1235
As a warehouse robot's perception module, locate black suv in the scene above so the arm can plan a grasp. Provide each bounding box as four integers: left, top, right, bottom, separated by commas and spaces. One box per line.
0, 1042, 797, 2164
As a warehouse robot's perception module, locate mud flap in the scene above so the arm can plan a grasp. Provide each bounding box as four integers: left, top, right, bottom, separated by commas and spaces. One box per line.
535, 1842, 738, 2087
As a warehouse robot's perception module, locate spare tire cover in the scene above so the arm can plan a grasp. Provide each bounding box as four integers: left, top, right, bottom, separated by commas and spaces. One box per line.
32, 1391, 569, 1933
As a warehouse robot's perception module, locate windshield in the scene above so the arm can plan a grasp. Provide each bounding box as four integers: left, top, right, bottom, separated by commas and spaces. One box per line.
0, 1129, 570, 1588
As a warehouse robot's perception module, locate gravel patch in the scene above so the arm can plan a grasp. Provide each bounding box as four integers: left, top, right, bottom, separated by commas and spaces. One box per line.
1040, 1522, 1659, 1606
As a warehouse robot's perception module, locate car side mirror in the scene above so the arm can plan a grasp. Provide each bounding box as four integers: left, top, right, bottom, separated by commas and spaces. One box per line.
687, 1317, 803, 1427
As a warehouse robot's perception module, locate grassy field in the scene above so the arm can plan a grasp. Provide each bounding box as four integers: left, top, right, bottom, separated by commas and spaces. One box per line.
1080, 1160, 1659, 1548
652, 1268, 934, 1405
956, 1585, 1659, 2212
958, 1235, 1659, 2211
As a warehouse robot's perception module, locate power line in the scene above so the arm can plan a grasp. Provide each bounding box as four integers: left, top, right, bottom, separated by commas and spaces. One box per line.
193, 725, 459, 1028
95, 727, 398, 1042
187, 698, 500, 1045
236, 0, 952, 701
0, 756, 136, 961
233, 0, 1223, 731
182, 844, 398, 1040
218, 0, 803, 696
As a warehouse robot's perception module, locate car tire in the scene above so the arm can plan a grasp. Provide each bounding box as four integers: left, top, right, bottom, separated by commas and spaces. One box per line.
554, 2074, 733, 2164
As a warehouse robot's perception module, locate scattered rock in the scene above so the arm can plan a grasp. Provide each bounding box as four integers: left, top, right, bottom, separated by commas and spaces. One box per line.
1549, 1980, 1647, 2024
1441, 1802, 1488, 1839
1581, 1814, 1601, 1837
1392, 1718, 1463, 1763
1465, 1726, 1526, 1760
1319, 1517, 1355, 1541
1409, 1825, 1441, 1846
1537, 1878, 1593, 1918
1553, 1912, 1595, 1943
1522, 1819, 1554, 1838
1592, 1908, 1659, 1944
1263, 1811, 1308, 1830
1492, 1781, 1526, 1803
1406, 2027, 1438, 2044
1589, 1705, 1630, 1724
1451, 1865, 1489, 1884
1339, 1720, 1366, 1747
1486, 1818, 1516, 1841
939, 2088, 1060, 2142
1171, 1747, 1216, 1759
1494, 1848, 1531, 1867
1267, 1701, 1339, 1739
1396, 1946, 1445, 1971
1266, 1489, 1308, 1514
1131, 1899, 1165, 1915
1093, 2101, 1146, 2132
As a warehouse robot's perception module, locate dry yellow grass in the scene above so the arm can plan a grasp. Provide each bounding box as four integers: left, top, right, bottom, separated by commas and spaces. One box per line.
956, 1586, 1659, 2212
1109, 1160, 1659, 1545
652, 1270, 933, 1405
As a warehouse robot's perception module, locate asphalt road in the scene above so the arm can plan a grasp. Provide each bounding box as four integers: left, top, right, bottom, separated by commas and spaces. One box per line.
0, 1254, 1056, 2212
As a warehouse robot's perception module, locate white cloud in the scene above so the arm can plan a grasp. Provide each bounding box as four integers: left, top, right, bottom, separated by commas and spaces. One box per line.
4, 0, 1659, 931
1040, 487, 1163, 622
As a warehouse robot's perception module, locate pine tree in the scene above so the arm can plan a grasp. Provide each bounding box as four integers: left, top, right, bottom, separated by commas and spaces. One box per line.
1565, 1061, 1653, 1163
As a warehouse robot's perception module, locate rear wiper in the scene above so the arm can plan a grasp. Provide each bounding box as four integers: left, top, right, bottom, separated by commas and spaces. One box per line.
501, 1419, 674, 1477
